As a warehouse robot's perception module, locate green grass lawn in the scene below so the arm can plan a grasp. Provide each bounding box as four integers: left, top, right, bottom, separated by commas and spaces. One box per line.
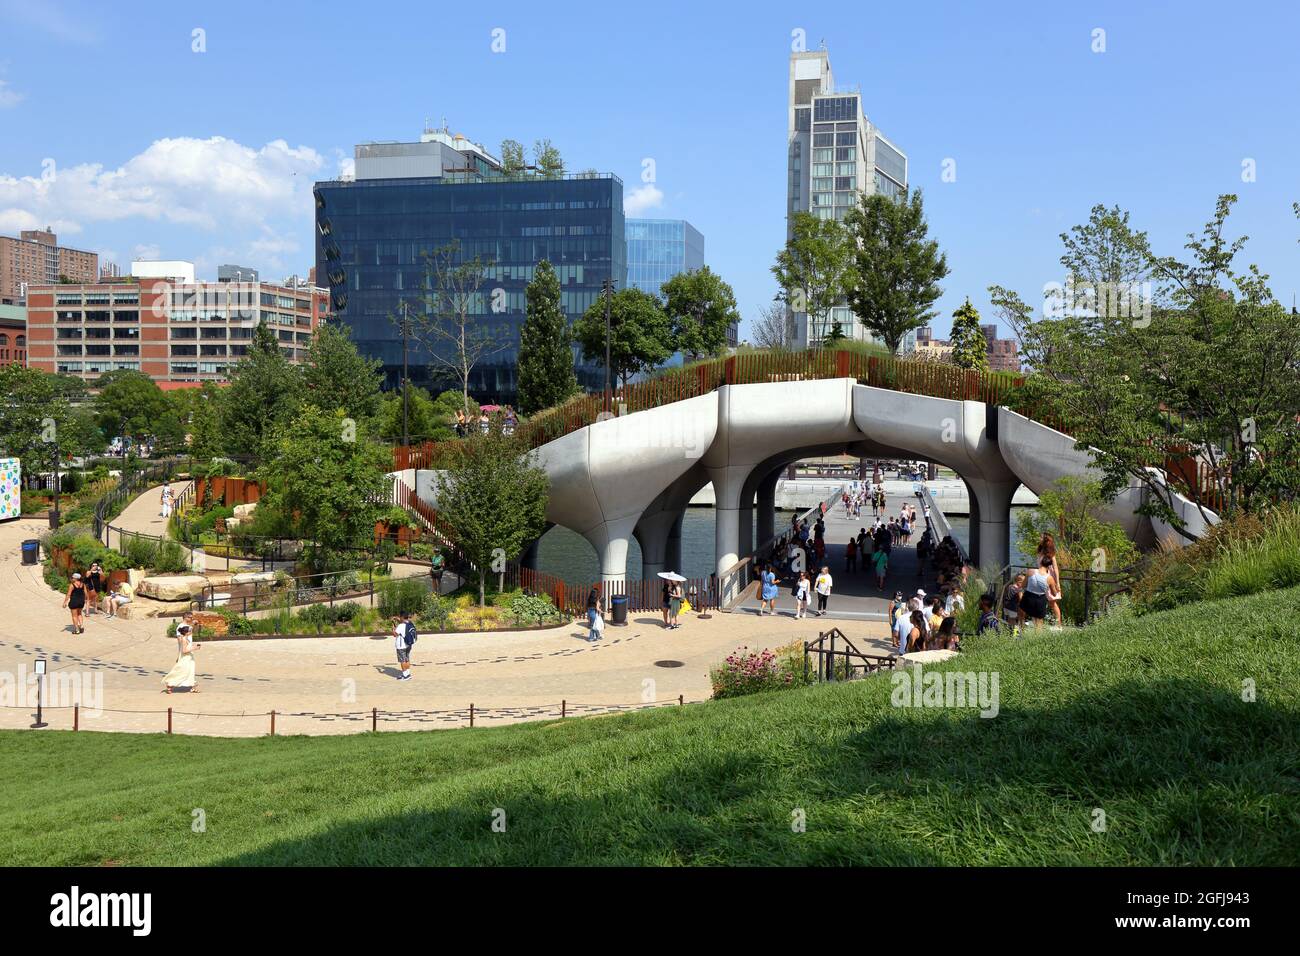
3, 586, 1299, 866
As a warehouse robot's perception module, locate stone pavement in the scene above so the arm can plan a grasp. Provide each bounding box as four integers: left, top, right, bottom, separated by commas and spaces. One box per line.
738, 487, 941, 622
0, 500, 891, 738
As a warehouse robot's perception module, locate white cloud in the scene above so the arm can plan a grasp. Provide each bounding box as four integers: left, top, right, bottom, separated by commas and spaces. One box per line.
624, 183, 664, 216
132, 243, 162, 260
0, 79, 23, 109
336, 151, 355, 180
0, 136, 325, 232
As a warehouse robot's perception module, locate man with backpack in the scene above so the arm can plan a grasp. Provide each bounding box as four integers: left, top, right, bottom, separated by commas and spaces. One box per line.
394, 610, 416, 680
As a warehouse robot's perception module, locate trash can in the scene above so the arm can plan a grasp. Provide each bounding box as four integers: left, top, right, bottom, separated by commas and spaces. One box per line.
21, 539, 40, 566
610, 594, 629, 626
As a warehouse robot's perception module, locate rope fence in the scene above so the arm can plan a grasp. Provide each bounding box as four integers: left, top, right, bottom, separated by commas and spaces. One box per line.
2, 694, 695, 736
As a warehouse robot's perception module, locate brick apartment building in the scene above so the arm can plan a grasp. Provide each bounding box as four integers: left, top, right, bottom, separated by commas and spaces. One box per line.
0, 228, 98, 300
25, 270, 328, 385
911, 323, 1020, 372
0, 302, 25, 368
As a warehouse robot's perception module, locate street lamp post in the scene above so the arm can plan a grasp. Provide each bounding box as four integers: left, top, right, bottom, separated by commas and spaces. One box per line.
602, 278, 615, 412
401, 302, 410, 447
49, 441, 61, 530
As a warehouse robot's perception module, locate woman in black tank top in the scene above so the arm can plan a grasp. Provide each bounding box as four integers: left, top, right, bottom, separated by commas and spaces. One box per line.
63, 575, 87, 634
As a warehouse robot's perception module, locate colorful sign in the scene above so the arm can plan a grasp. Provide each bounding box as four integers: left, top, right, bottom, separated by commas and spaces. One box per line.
0, 458, 19, 521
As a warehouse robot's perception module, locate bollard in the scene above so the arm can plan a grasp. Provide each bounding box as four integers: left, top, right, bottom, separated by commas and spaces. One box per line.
167, 707, 172, 734
270, 710, 276, 736
469, 703, 475, 728
678, 694, 684, 707
74, 704, 79, 732
561, 699, 566, 718
372, 706, 377, 733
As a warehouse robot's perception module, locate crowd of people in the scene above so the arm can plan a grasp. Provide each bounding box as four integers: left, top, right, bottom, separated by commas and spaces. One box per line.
452, 406, 519, 438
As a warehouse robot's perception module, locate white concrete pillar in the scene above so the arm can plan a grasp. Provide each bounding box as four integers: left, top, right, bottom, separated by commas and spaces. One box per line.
738, 492, 753, 563
707, 466, 748, 579
964, 477, 1021, 570
634, 508, 678, 580
666, 511, 684, 573
580, 515, 639, 586
756, 467, 781, 547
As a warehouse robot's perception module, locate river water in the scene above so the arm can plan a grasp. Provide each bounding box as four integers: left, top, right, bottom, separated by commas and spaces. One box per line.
535, 505, 1038, 583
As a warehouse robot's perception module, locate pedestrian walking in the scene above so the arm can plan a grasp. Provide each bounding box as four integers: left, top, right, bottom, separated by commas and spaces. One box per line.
586, 585, 603, 642
428, 546, 445, 594
873, 545, 889, 589
84, 560, 103, 616
794, 571, 811, 619
392, 610, 415, 680
162, 620, 200, 693
1002, 574, 1026, 636
814, 566, 833, 616
159, 481, 172, 517
62, 573, 88, 634
759, 563, 779, 616
1022, 559, 1054, 630
845, 536, 857, 572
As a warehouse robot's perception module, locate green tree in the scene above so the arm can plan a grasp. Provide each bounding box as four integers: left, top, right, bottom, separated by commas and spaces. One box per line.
408, 240, 503, 417
516, 260, 579, 414
948, 298, 989, 371
185, 384, 226, 460
771, 212, 850, 345
842, 190, 950, 353
822, 319, 848, 345
990, 194, 1300, 535
434, 431, 549, 607
0, 367, 100, 479
257, 406, 390, 569
661, 266, 739, 359
572, 287, 674, 388
500, 139, 526, 175
377, 387, 480, 443
221, 322, 302, 459
301, 323, 384, 422
532, 139, 564, 177
92, 370, 178, 442
1015, 477, 1138, 573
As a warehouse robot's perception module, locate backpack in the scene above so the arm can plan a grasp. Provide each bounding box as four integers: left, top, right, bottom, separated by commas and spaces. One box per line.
404, 621, 418, 645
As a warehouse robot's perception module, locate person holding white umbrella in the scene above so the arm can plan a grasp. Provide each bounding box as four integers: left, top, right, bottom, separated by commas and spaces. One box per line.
658, 571, 686, 629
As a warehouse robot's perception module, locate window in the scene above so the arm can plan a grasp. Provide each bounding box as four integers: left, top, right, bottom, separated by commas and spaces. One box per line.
170, 362, 199, 375
171, 327, 197, 339
171, 344, 198, 356
814, 148, 833, 163
837, 162, 856, 176
835, 177, 855, 191
113, 310, 139, 322
812, 163, 833, 178
836, 131, 857, 145
813, 96, 858, 122
836, 147, 856, 162
813, 132, 835, 148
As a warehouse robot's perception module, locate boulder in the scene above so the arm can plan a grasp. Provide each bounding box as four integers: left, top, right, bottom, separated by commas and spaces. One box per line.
117, 595, 181, 620
233, 503, 258, 519
232, 571, 276, 585
137, 574, 209, 602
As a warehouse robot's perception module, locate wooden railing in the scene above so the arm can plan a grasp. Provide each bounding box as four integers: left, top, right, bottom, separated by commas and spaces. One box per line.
391, 348, 1029, 472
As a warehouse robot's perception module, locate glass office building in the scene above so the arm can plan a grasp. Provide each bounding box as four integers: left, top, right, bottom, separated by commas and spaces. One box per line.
626, 219, 737, 348
626, 219, 704, 295
314, 130, 624, 401
787, 51, 908, 348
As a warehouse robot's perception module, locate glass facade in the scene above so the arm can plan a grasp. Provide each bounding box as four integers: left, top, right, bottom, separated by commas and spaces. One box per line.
313, 174, 624, 400
625, 219, 705, 296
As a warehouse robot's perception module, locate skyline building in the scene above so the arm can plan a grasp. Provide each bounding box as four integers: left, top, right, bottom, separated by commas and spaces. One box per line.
786, 49, 910, 350
25, 264, 327, 385
625, 218, 735, 348
314, 126, 624, 401
0, 228, 99, 301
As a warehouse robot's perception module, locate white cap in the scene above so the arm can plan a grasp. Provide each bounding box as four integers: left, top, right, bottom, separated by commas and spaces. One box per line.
915, 589, 927, 598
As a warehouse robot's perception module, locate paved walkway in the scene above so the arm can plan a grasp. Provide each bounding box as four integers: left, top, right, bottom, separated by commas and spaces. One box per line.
738, 488, 940, 621
1, 494, 891, 737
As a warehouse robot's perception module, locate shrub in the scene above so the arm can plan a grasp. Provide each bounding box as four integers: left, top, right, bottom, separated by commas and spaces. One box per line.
507, 593, 560, 626
711, 645, 803, 700
151, 540, 190, 574
377, 576, 429, 618
124, 535, 159, 570
1131, 505, 1300, 613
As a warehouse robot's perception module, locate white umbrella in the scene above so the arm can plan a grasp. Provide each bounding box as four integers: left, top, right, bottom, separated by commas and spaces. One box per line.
657, 571, 687, 581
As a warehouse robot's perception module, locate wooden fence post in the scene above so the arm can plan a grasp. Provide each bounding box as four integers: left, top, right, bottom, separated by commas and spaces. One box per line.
270, 710, 276, 736
167, 707, 172, 734
372, 707, 378, 732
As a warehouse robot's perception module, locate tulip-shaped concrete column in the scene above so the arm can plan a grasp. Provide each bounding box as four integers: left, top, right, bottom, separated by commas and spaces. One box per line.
756, 467, 782, 549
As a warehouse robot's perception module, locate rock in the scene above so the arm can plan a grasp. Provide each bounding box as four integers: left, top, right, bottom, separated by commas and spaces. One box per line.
192, 611, 229, 637
232, 571, 276, 585
137, 574, 209, 602
233, 503, 257, 519
117, 596, 181, 620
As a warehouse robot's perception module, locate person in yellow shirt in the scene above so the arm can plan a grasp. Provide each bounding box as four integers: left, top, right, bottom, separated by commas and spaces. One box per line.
103, 579, 135, 619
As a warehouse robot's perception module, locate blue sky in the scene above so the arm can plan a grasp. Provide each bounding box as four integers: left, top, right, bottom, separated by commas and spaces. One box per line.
1, 0, 1297, 339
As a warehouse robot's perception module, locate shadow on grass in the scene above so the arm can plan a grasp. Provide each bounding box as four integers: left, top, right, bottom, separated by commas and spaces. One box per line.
216, 677, 1300, 866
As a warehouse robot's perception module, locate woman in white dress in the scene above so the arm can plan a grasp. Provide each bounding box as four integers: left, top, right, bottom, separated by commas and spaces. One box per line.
163, 621, 200, 693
